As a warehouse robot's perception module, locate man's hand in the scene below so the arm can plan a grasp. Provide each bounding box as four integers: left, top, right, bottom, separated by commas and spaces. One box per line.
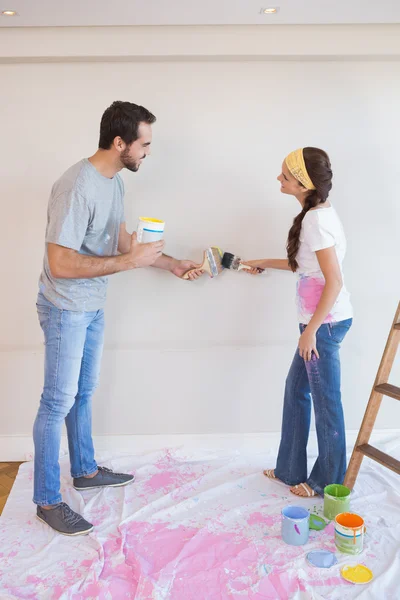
172, 260, 204, 280
122, 232, 165, 270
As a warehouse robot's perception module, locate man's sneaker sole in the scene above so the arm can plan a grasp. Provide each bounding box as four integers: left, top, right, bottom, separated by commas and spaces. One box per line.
36, 514, 94, 536
73, 477, 135, 491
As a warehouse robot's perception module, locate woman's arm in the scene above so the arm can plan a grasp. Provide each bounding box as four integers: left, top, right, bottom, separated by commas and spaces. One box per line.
243, 258, 292, 272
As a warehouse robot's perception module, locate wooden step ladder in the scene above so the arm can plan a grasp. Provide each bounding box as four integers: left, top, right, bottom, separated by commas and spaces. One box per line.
344, 301, 400, 489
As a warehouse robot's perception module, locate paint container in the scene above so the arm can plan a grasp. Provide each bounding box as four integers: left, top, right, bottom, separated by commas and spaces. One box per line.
137, 217, 165, 243
306, 550, 338, 569
340, 564, 373, 584
281, 506, 309, 546
309, 513, 327, 531
323, 484, 351, 520
334, 513, 366, 555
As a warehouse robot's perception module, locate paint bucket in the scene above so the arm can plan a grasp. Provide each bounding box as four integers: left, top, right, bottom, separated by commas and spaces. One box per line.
281, 506, 309, 546
323, 484, 351, 520
137, 217, 165, 243
334, 512, 366, 555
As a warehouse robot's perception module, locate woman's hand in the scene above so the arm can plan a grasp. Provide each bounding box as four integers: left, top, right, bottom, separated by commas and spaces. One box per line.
241, 260, 265, 275
298, 328, 320, 361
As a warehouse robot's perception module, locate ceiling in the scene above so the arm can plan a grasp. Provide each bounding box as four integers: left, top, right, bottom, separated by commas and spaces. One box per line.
1, 0, 399, 28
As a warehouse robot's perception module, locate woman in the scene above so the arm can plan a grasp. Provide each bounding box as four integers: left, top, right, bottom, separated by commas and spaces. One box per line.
245, 147, 353, 497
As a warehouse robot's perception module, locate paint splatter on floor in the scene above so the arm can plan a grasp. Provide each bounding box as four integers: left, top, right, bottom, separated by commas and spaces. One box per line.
0, 445, 399, 599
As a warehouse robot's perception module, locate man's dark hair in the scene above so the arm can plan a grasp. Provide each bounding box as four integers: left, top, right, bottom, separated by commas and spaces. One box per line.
99, 101, 156, 149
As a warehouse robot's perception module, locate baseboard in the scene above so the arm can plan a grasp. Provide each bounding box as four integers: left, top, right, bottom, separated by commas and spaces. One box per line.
1, 430, 399, 462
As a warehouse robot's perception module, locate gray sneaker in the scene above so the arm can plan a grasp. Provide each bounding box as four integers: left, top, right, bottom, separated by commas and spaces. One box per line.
73, 466, 135, 491
36, 502, 94, 536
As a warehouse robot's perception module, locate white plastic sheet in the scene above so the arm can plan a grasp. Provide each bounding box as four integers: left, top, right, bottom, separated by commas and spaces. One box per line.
0, 439, 399, 599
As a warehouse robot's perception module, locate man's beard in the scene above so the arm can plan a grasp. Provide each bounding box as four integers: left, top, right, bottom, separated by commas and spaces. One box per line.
121, 148, 144, 172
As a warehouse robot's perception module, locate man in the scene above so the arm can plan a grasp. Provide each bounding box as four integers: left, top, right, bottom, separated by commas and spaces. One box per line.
33, 101, 202, 535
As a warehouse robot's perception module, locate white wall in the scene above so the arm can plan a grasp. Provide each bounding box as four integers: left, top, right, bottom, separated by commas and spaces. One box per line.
1, 26, 399, 453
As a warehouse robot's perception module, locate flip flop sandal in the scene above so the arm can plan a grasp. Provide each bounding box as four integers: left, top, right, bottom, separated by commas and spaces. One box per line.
263, 469, 277, 479
290, 482, 316, 497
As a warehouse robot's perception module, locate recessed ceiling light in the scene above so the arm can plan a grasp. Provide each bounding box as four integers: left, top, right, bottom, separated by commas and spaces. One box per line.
263, 7, 279, 14
1, 10, 18, 16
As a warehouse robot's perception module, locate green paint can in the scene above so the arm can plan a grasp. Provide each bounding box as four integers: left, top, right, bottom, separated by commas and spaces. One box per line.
324, 484, 351, 520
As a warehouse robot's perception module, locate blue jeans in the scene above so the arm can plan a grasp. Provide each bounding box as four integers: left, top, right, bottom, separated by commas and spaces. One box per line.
33, 293, 104, 506
275, 319, 352, 496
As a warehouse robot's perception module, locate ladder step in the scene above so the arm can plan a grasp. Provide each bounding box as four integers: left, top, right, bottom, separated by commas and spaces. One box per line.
374, 383, 400, 400
357, 444, 400, 475
394, 323, 400, 330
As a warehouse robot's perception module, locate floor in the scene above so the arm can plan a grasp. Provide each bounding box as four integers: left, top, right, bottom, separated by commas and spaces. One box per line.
0, 462, 22, 515
0, 439, 399, 599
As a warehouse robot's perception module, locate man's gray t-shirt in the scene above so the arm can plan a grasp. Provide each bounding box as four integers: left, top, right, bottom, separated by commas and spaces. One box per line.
39, 159, 125, 311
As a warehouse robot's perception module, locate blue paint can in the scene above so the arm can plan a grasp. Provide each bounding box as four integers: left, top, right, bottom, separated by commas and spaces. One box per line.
281, 505, 310, 546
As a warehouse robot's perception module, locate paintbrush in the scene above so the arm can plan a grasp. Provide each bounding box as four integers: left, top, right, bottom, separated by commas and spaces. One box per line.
182, 247, 224, 279
221, 252, 264, 273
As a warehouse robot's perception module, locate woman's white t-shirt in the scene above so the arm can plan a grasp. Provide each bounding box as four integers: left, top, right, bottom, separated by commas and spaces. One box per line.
296, 206, 353, 325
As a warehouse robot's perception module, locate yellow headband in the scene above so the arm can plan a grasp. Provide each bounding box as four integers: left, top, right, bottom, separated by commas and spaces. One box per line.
285, 149, 316, 190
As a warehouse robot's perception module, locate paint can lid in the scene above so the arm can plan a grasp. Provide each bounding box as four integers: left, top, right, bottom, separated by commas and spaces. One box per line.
306, 550, 338, 569
340, 564, 374, 584
309, 514, 327, 530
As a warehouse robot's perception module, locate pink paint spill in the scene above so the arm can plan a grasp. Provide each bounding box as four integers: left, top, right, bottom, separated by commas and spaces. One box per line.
26, 575, 41, 584
247, 511, 276, 527
298, 276, 332, 322
145, 470, 178, 493
124, 521, 282, 598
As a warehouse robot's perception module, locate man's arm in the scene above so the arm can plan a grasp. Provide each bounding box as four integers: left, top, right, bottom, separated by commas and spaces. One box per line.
117, 222, 132, 254
152, 254, 178, 272
117, 222, 203, 280
151, 254, 203, 280
48, 233, 164, 279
